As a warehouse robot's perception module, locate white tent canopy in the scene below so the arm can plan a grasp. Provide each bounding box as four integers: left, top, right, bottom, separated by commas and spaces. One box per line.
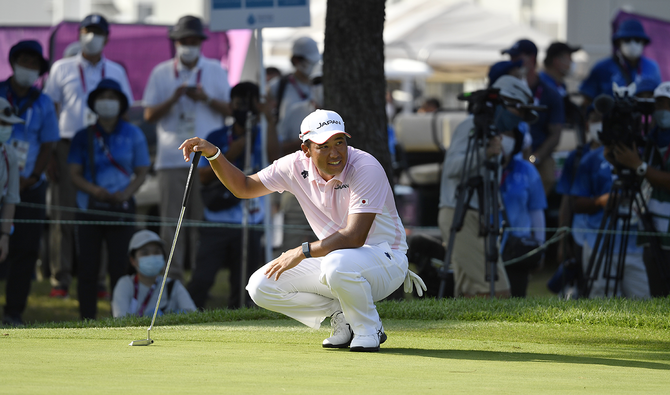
260, 0, 554, 81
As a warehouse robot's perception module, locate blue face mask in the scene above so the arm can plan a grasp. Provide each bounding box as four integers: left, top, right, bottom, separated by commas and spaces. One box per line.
138, 255, 165, 277
494, 105, 523, 134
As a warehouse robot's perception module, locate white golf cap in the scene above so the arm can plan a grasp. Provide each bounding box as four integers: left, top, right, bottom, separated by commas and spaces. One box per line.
292, 36, 320, 64
0, 97, 25, 124
300, 109, 351, 144
128, 229, 165, 255
654, 81, 670, 99
492, 75, 533, 105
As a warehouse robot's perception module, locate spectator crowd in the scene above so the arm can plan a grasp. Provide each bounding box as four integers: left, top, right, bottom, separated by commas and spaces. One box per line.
1, 13, 670, 327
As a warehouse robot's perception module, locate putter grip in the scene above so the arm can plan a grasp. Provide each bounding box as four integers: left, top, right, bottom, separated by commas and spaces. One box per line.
182, 151, 202, 207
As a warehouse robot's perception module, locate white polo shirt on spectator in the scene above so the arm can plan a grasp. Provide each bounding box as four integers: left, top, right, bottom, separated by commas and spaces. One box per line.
44, 54, 133, 139
143, 56, 231, 170
258, 146, 408, 253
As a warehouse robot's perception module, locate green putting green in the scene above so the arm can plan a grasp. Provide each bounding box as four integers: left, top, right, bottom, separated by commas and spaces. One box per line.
2, 319, 669, 394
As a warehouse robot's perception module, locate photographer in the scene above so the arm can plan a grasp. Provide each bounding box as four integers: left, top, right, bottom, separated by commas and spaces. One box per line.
609, 81, 670, 296
438, 76, 535, 298
570, 125, 650, 298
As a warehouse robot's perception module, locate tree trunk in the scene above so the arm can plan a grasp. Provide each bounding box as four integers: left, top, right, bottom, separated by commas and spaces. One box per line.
323, 0, 391, 181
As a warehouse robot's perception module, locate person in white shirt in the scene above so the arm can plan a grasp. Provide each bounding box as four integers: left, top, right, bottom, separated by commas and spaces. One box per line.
143, 15, 231, 281
112, 230, 196, 318
44, 14, 134, 299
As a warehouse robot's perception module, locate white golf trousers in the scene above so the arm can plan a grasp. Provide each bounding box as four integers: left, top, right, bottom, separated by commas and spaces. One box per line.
247, 242, 408, 336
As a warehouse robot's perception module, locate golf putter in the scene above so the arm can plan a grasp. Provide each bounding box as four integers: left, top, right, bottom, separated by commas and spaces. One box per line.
130, 151, 202, 346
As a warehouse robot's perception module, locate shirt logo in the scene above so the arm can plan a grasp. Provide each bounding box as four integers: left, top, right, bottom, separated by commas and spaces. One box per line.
359, 198, 369, 205
301, 170, 309, 179
334, 184, 349, 190
317, 120, 342, 129
384, 252, 391, 260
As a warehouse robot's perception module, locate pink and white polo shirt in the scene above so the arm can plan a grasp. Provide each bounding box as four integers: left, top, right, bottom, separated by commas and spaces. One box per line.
258, 146, 408, 253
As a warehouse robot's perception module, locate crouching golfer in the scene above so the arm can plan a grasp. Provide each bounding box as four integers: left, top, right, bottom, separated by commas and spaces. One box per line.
179, 109, 425, 352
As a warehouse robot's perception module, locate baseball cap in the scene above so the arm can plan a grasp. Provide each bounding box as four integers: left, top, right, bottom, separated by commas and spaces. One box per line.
299, 109, 351, 144
501, 39, 537, 57
9, 40, 50, 75
128, 230, 165, 256
488, 60, 523, 86
0, 98, 25, 124
292, 37, 320, 64
80, 14, 109, 35
492, 75, 533, 105
544, 42, 581, 67
169, 15, 208, 41
653, 82, 670, 99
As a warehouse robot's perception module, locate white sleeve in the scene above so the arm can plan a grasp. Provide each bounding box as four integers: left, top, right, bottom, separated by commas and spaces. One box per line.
43, 64, 62, 104
142, 67, 162, 107
530, 209, 545, 245
111, 276, 134, 317
3, 147, 20, 205
217, 66, 231, 102
169, 280, 197, 313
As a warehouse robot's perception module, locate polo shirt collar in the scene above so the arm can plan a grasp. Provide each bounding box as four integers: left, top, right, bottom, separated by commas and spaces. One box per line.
175, 55, 204, 73
78, 53, 106, 69
304, 148, 351, 186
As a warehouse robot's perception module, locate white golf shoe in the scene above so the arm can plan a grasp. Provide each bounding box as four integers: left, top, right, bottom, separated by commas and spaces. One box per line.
322, 311, 353, 348
349, 325, 387, 352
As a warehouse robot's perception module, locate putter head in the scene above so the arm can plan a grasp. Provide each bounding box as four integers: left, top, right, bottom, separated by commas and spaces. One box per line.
129, 339, 153, 346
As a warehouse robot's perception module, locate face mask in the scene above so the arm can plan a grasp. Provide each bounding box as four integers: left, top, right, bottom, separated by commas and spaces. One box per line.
177, 45, 200, 64
137, 255, 165, 277
620, 41, 644, 60
310, 84, 323, 107
94, 99, 120, 118
653, 110, 670, 129
296, 60, 315, 76
501, 135, 516, 157
588, 122, 602, 143
13, 64, 40, 87
0, 125, 13, 144
494, 106, 523, 134
80, 32, 106, 55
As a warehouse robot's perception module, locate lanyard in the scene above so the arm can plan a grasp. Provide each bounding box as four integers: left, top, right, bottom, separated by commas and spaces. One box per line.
92, 125, 130, 177
1, 144, 8, 194
173, 59, 202, 84
288, 74, 308, 100
79, 62, 105, 93
133, 275, 157, 317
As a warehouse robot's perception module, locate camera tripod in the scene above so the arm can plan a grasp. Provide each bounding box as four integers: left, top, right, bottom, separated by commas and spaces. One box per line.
437, 105, 501, 299
580, 172, 668, 297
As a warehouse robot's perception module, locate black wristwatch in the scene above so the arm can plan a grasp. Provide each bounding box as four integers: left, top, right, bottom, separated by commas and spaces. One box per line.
302, 242, 311, 258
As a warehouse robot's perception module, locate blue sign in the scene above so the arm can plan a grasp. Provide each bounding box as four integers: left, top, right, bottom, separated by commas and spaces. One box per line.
211, 0, 310, 30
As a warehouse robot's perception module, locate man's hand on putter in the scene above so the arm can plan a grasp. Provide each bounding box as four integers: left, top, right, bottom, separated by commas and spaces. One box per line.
265, 247, 304, 280
179, 137, 218, 162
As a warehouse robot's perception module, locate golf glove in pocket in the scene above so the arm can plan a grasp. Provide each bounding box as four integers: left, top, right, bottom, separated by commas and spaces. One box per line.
404, 270, 427, 297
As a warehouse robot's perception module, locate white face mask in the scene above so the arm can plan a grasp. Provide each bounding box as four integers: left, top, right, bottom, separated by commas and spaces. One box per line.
501, 134, 516, 157
80, 32, 106, 55
620, 41, 644, 60
13, 64, 40, 87
588, 122, 602, 143
297, 60, 315, 76
310, 84, 323, 107
177, 45, 200, 64
94, 99, 120, 119
0, 125, 13, 144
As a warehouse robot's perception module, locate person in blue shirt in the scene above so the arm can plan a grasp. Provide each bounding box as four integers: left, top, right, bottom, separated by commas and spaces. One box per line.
0, 40, 59, 326
540, 42, 581, 98
579, 19, 661, 110
499, 126, 547, 297
569, 145, 650, 298
187, 82, 279, 309
68, 78, 150, 319
502, 39, 565, 195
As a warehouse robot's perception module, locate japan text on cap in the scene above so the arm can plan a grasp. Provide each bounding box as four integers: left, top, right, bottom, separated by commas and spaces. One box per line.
300, 109, 351, 144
